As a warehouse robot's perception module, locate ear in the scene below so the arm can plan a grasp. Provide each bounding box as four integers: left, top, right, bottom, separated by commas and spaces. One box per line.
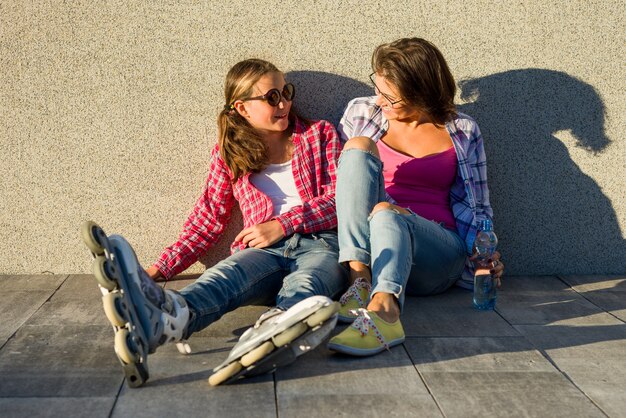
233, 100, 250, 118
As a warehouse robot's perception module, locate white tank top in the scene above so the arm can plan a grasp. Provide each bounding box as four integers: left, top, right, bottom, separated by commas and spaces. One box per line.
250, 161, 303, 217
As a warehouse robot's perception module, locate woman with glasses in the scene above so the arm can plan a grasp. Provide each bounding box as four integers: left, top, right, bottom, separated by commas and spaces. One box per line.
86, 58, 347, 386
327, 38, 504, 356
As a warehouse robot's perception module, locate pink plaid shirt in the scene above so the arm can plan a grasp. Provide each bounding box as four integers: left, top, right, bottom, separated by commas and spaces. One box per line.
154, 118, 341, 280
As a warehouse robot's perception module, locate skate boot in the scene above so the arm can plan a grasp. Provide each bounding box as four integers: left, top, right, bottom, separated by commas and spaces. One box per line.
208, 295, 339, 386
81, 221, 190, 388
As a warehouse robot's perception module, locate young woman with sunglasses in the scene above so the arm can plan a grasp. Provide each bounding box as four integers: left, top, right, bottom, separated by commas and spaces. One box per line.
85, 58, 347, 386
327, 38, 504, 356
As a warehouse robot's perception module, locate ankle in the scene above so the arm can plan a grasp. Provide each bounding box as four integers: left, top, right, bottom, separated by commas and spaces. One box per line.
347, 261, 371, 284
367, 293, 400, 323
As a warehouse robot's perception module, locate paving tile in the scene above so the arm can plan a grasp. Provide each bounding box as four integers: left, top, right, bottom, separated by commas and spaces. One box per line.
502, 275, 571, 293
21, 276, 109, 327
0, 275, 87, 346
277, 394, 443, 417
276, 343, 441, 417
0, 397, 115, 418
0, 324, 122, 397
496, 276, 610, 325
581, 393, 626, 418
421, 371, 604, 418
0, 291, 55, 346
405, 336, 556, 372
0, 275, 67, 292
277, 342, 428, 395
516, 323, 626, 417
49, 274, 102, 302
560, 275, 626, 322
112, 337, 276, 418
402, 288, 518, 337
560, 275, 626, 292
515, 323, 626, 356
26, 297, 110, 327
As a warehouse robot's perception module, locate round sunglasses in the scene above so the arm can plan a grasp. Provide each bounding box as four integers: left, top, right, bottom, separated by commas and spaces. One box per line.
243, 83, 295, 106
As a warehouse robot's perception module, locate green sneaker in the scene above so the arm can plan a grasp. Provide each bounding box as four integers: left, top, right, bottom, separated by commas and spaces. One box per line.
337, 277, 371, 323
328, 309, 405, 356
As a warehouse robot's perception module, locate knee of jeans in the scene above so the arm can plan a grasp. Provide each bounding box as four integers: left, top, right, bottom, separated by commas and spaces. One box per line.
368, 203, 405, 227
342, 137, 380, 158
370, 202, 399, 217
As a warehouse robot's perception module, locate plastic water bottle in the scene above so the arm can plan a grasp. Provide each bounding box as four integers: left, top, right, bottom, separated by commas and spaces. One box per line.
473, 219, 498, 310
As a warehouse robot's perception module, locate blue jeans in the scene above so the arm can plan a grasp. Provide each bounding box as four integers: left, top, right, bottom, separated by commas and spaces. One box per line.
336, 148, 466, 311
180, 232, 347, 336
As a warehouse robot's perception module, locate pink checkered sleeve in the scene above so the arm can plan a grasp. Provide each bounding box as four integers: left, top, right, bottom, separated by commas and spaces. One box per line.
274, 120, 340, 235
153, 146, 235, 280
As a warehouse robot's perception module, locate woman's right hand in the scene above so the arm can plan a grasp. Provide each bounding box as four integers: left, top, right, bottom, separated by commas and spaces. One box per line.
235, 220, 285, 249
145, 265, 164, 282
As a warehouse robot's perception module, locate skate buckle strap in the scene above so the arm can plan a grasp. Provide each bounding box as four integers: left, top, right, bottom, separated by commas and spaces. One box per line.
349, 308, 389, 351
254, 307, 284, 329
339, 278, 371, 307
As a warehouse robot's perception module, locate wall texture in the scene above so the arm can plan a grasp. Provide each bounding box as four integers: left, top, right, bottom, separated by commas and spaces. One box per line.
1, 0, 624, 276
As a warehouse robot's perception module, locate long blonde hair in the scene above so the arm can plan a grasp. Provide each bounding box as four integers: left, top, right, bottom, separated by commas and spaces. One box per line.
217, 59, 292, 182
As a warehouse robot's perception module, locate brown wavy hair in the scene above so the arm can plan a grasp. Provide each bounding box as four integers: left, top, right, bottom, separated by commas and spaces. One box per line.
372, 38, 457, 125
218, 59, 300, 182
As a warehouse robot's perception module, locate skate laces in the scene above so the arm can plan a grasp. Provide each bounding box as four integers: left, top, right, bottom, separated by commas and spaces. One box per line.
339, 278, 371, 306
350, 308, 389, 351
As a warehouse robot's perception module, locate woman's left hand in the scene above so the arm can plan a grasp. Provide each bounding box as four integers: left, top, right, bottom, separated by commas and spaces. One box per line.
470, 250, 505, 288
489, 251, 505, 288
236, 220, 285, 249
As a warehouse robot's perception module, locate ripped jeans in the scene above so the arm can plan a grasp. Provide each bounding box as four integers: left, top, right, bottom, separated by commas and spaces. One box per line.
180, 232, 347, 336
336, 148, 466, 311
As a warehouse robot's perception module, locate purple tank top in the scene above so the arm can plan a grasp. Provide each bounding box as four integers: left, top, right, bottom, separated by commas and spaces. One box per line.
377, 139, 458, 231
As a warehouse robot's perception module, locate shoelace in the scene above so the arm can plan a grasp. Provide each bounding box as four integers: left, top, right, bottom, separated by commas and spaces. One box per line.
339, 278, 371, 307
349, 308, 389, 351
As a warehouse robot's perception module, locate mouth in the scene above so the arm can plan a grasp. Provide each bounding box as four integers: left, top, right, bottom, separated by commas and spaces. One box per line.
274, 114, 288, 119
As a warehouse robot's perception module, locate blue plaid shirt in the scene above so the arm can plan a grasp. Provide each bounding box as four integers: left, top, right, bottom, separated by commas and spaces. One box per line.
337, 96, 494, 288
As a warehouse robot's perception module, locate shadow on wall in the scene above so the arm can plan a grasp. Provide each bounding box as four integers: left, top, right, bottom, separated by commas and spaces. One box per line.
285, 71, 372, 127
458, 69, 624, 275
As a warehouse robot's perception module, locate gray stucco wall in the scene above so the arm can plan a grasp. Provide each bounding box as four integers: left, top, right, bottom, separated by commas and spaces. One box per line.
1, 1, 624, 276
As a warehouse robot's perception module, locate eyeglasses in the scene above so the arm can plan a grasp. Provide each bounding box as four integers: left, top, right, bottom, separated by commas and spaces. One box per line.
244, 83, 295, 106
369, 73, 403, 108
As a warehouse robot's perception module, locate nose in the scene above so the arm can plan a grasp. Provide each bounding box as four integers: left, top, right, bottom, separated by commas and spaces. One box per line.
374, 94, 385, 107
278, 96, 289, 110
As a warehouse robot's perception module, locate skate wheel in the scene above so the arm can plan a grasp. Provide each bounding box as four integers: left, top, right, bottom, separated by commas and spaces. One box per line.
240, 341, 275, 367
306, 302, 340, 327
94, 256, 117, 291
115, 329, 139, 364
273, 322, 307, 347
208, 361, 242, 386
176, 342, 192, 355
103, 292, 127, 327
81, 221, 108, 255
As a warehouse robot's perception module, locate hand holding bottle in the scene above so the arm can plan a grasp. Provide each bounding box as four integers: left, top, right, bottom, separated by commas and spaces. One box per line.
469, 250, 504, 288
472, 219, 504, 310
